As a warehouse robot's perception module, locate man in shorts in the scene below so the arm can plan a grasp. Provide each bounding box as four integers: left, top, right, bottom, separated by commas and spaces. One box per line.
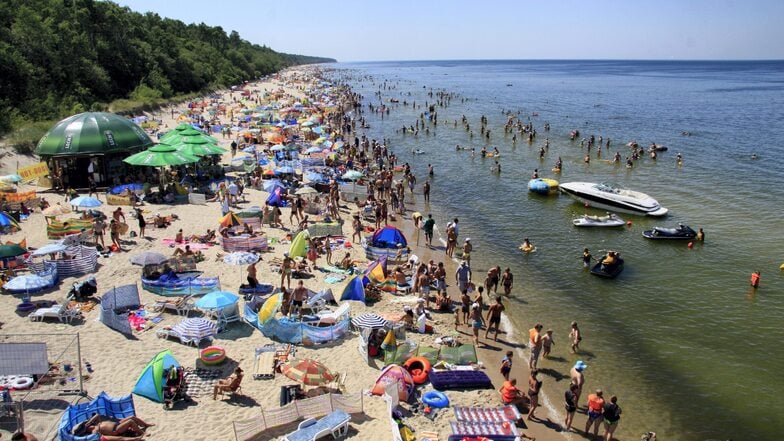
93, 217, 106, 248
485, 296, 505, 341
528, 324, 543, 369
422, 214, 435, 247
455, 260, 471, 293
290, 280, 308, 318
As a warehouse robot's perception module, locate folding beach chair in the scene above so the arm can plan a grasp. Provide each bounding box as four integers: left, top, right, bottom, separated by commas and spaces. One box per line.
282, 409, 351, 441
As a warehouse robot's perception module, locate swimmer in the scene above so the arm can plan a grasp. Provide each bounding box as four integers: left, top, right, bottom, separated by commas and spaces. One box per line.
519, 238, 535, 253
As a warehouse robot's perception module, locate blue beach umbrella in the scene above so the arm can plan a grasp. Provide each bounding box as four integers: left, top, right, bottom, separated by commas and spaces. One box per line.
275, 166, 294, 174
3, 274, 51, 293
0, 212, 20, 229
305, 146, 322, 154
195, 291, 240, 310
0, 174, 23, 183
222, 252, 259, 266
243, 146, 257, 153
69, 196, 103, 208
263, 180, 285, 192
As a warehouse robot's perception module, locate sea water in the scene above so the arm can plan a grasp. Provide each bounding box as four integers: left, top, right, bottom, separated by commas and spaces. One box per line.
331, 60, 784, 440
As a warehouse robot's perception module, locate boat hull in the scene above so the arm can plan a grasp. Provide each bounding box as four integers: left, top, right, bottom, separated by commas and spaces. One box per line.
560, 183, 668, 217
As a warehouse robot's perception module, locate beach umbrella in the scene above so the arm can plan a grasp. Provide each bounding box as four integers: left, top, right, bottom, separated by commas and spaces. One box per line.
195, 291, 240, 310
0, 212, 20, 229
281, 358, 335, 386
31, 243, 67, 257
305, 146, 322, 154
342, 170, 364, 181
129, 251, 168, 266
295, 186, 318, 195
262, 179, 285, 192
275, 166, 294, 175
304, 172, 325, 182
218, 212, 242, 228
170, 318, 218, 342
172, 141, 226, 157
35, 112, 154, 157
351, 313, 390, 330
223, 251, 259, 266
0, 174, 23, 183
242, 146, 257, 154
270, 144, 285, 152
0, 244, 27, 259
69, 196, 103, 208
123, 144, 200, 167
258, 293, 282, 324
3, 274, 51, 293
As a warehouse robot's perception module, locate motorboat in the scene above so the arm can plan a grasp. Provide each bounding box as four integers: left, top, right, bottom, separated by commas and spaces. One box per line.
573, 213, 626, 227
559, 182, 668, 217
528, 178, 559, 195
590, 254, 624, 278
642, 224, 696, 240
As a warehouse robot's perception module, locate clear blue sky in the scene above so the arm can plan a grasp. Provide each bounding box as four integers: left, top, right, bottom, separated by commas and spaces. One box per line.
113, 0, 784, 61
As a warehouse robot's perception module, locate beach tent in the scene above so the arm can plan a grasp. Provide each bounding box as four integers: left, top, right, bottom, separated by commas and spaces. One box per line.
371, 364, 415, 401
266, 186, 284, 207
339, 275, 367, 303
132, 350, 180, 402
370, 226, 407, 248
288, 230, 309, 258
58, 392, 136, 441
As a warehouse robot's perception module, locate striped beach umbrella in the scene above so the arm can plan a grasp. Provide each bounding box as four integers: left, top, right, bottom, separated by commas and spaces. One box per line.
218, 212, 241, 228
351, 313, 390, 330
171, 318, 218, 342
281, 358, 335, 386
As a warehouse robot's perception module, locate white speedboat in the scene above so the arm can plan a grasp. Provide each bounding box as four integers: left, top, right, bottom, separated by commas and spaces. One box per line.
573, 213, 626, 227
559, 182, 668, 217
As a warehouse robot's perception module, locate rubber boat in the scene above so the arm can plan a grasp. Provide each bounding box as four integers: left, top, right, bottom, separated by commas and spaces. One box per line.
559, 182, 668, 217
528, 178, 559, 195
590, 254, 624, 278
573, 213, 625, 227
642, 224, 696, 240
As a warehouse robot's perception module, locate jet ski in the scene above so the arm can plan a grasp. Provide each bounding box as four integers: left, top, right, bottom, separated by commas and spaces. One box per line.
590, 254, 624, 278
642, 224, 696, 240
573, 213, 625, 227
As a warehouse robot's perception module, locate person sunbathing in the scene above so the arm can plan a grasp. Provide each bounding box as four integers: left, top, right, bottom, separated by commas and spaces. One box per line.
82, 414, 154, 439
174, 229, 184, 243
213, 367, 244, 400
154, 214, 170, 228
337, 252, 353, 271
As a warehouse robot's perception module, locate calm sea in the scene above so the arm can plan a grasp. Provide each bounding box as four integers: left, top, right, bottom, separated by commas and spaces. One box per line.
330, 60, 784, 440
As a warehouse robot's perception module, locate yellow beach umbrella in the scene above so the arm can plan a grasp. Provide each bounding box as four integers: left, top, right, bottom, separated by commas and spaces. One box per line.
258, 293, 282, 324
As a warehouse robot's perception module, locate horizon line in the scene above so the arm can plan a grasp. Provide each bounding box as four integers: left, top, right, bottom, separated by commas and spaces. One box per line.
328, 57, 784, 64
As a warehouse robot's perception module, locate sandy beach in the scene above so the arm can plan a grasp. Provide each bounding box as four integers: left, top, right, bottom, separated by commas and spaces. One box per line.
0, 68, 566, 441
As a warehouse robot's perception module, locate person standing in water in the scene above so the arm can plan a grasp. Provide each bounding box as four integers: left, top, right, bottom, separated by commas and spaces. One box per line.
569, 321, 582, 353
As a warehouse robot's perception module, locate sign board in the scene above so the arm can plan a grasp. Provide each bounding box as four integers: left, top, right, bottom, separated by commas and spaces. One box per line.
17, 162, 50, 181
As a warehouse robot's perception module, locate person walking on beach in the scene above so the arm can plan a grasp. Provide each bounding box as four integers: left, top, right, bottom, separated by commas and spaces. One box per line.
134, 207, 146, 238
423, 214, 435, 247
564, 383, 579, 432
485, 266, 500, 294
585, 389, 605, 437
602, 395, 622, 441
500, 350, 513, 380
460, 290, 471, 326
500, 267, 513, 295
280, 253, 293, 289
423, 180, 430, 203
352, 215, 362, 243
455, 260, 472, 294
527, 369, 543, 421
485, 296, 505, 341
290, 280, 308, 318
462, 238, 472, 265
528, 324, 543, 369
570, 361, 587, 407
470, 303, 484, 346
569, 321, 582, 353
93, 217, 106, 248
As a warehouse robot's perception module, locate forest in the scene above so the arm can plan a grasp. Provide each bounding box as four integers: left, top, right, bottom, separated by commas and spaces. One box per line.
0, 0, 335, 135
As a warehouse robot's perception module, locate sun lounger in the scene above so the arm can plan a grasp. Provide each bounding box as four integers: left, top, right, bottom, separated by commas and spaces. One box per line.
452, 405, 521, 423
155, 328, 197, 346
282, 409, 351, 441
153, 295, 194, 316
316, 302, 350, 326
29, 303, 81, 324
253, 348, 276, 380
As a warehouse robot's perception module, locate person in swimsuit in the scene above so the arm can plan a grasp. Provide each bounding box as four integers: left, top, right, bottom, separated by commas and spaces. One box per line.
602, 395, 622, 441
280, 253, 293, 289
564, 383, 579, 432
585, 390, 605, 436
527, 370, 543, 421
460, 291, 471, 325
247, 261, 258, 288
500, 267, 513, 295
484, 296, 505, 341
291, 280, 308, 318
469, 303, 483, 346
83, 415, 153, 439
499, 350, 513, 380
134, 208, 146, 238
542, 329, 555, 358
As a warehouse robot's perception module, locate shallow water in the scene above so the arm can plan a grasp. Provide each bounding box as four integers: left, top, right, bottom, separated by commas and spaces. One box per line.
331, 60, 784, 440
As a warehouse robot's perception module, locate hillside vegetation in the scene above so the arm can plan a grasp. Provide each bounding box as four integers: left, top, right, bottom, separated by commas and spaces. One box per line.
0, 0, 334, 136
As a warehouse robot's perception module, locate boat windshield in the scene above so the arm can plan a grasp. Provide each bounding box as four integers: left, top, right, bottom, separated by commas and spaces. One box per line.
596, 183, 621, 194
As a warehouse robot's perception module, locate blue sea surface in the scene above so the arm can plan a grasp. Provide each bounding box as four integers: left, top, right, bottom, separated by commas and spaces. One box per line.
331, 59, 784, 440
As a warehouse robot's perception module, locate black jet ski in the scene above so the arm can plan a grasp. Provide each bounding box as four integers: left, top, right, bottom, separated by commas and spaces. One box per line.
642, 224, 696, 240
590, 255, 624, 279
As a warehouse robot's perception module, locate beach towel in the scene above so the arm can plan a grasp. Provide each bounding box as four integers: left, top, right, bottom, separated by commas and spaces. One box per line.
319, 265, 352, 275
324, 275, 346, 284
183, 367, 223, 397
439, 344, 478, 365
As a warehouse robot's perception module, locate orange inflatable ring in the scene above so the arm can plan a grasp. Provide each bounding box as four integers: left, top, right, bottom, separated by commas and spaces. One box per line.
403, 356, 431, 384
200, 346, 226, 365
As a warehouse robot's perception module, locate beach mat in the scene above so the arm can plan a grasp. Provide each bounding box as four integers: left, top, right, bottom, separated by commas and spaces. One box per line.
439, 344, 478, 365
183, 367, 223, 397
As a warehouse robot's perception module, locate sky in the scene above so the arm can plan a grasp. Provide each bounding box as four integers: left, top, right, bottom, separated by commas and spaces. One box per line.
113, 0, 784, 62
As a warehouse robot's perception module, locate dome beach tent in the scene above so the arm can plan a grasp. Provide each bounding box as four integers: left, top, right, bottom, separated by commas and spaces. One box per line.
365, 226, 409, 262
371, 364, 415, 401
339, 275, 367, 303
132, 350, 180, 402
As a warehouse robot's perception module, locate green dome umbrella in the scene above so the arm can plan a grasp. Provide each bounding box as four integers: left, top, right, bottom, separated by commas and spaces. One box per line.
159, 127, 218, 145
168, 140, 226, 157
0, 243, 27, 259
35, 112, 154, 156
123, 144, 200, 167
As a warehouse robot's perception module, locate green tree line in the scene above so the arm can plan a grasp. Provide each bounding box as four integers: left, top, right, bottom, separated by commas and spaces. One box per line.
0, 0, 335, 135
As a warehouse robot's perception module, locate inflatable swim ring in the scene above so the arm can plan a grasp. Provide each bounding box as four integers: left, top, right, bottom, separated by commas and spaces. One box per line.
552, 167, 561, 174
520, 245, 537, 253
403, 356, 431, 384
422, 390, 449, 408
11, 376, 33, 390
200, 346, 226, 365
